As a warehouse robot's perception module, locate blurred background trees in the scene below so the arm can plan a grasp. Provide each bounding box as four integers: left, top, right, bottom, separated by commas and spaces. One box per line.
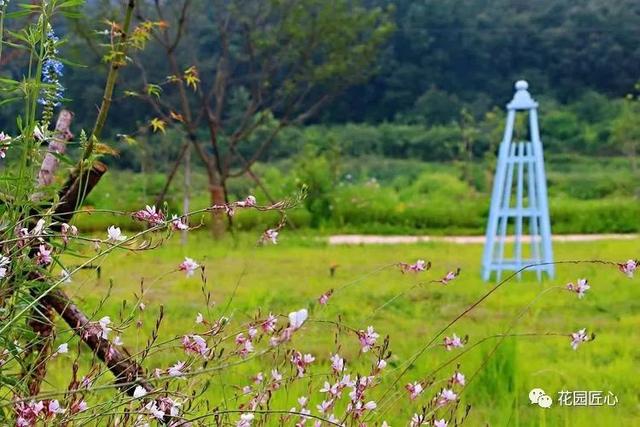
1, 0, 639, 235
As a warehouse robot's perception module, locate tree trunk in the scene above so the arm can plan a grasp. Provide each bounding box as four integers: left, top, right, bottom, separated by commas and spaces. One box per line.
155, 142, 188, 208
210, 184, 226, 238
181, 143, 191, 245
25, 300, 55, 396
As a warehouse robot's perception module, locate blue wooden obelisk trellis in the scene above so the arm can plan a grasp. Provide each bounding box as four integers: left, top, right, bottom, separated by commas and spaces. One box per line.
482, 80, 554, 281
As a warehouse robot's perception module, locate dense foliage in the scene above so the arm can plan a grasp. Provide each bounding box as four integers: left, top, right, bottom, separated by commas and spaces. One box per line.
3, 0, 640, 138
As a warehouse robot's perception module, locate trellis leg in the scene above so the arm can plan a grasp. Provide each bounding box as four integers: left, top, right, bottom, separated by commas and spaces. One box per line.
482, 109, 516, 281
514, 142, 525, 279
526, 142, 542, 281
529, 108, 554, 278
496, 142, 517, 282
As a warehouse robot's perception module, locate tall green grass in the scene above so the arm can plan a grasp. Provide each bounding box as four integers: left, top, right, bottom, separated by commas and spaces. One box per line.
41, 234, 640, 425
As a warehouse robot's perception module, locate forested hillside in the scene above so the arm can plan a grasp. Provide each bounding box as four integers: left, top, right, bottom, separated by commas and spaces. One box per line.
2, 0, 639, 137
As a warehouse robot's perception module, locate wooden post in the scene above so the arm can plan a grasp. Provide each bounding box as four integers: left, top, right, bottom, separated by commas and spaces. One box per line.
31, 109, 74, 201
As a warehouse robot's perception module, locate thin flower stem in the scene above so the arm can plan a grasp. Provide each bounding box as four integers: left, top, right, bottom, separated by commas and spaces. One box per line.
184, 408, 343, 426
373, 332, 570, 422
375, 260, 616, 407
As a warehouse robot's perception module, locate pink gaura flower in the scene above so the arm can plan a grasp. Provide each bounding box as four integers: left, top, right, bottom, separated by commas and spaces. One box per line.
298, 396, 308, 408
144, 401, 165, 419
60, 223, 78, 244
358, 326, 379, 352
70, 400, 88, 414
406, 381, 424, 400
0, 132, 11, 158
288, 308, 308, 330
195, 312, 204, 324
566, 278, 590, 299
341, 374, 356, 388
364, 401, 377, 410
452, 371, 466, 386
376, 359, 387, 370
248, 326, 258, 338
170, 214, 189, 231
106, 226, 126, 243
0, 255, 11, 279
318, 289, 333, 305
317, 399, 334, 414
437, 388, 457, 406
14, 400, 44, 426
223, 203, 236, 217
443, 334, 464, 351
179, 257, 200, 277
97, 316, 112, 339
31, 219, 46, 237
35, 244, 53, 266
236, 334, 254, 358
441, 268, 460, 284
348, 376, 374, 405
45, 400, 64, 416
263, 229, 278, 244
168, 360, 186, 377
241, 341, 255, 357
410, 413, 426, 427
271, 369, 282, 381
253, 372, 264, 384
330, 353, 345, 373
618, 259, 637, 278
320, 381, 343, 398
236, 195, 257, 208
570, 328, 590, 350
235, 333, 247, 346
133, 205, 165, 226
346, 399, 377, 418
16, 227, 29, 248
182, 334, 209, 358
271, 369, 283, 389
60, 269, 72, 283
434, 419, 448, 427
399, 259, 430, 273
157, 397, 181, 417
236, 413, 254, 427
80, 376, 93, 389
261, 313, 278, 333
291, 350, 315, 377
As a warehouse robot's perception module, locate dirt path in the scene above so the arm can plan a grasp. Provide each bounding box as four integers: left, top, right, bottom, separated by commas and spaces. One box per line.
328, 234, 638, 245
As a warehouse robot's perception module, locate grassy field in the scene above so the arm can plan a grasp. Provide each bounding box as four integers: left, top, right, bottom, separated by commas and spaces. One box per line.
47, 232, 639, 426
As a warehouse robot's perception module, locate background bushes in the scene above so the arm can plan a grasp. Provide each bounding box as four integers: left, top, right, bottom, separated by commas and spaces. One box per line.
76, 151, 640, 235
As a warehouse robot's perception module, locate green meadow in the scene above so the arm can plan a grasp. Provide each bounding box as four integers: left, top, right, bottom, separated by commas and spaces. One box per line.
46, 233, 639, 426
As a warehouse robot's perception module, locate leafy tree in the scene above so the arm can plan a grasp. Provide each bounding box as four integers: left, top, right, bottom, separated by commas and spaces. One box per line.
120, 0, 393, 234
